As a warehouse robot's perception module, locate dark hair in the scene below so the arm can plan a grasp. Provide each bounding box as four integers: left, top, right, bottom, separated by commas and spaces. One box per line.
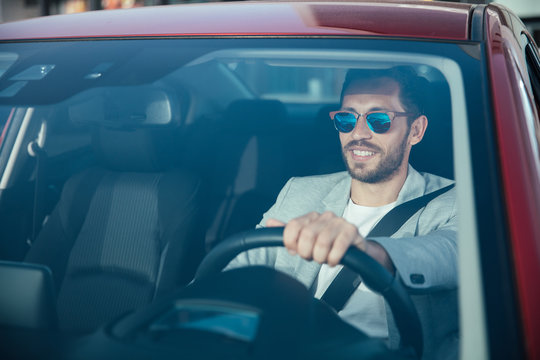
340, 66, 429, 125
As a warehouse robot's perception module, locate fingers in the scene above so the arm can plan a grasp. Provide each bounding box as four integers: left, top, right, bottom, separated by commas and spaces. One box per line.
283, 212, 319, 256
327, 222, 360, 266
266, 218, 286, 227
282, 211, 364, 266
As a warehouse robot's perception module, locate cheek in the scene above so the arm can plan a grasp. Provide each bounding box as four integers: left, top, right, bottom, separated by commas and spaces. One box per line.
339, 132, 348, 147
387, 133, 409, 153
377, 135, 399, 153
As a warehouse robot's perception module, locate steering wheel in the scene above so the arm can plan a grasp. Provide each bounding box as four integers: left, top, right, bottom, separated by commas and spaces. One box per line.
195, 227, 423, 358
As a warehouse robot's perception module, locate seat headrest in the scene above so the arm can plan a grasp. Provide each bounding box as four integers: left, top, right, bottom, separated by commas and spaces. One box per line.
71, 85, 184, 172
69, 85, 182, 129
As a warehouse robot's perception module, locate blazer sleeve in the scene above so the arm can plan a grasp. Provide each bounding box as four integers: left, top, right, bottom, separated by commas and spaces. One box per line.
224, 178, 296, 270
369, 189, 458, 292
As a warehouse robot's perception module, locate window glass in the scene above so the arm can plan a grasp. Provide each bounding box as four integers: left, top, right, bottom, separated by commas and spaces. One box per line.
0, 37, 491, 356
508, 45, 540, 178
229, 61, 347, 103
0, 106, 13, 150
0, 42, 475, 190
525, 42, 540, 110
0, 52, 18, 79
0, 39, 482, 183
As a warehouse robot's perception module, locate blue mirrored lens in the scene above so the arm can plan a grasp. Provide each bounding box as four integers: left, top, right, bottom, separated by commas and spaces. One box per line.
333, 112, 356, 133
366, 113, 391, 133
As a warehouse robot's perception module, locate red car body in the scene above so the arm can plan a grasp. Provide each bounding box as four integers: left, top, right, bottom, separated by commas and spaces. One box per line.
0, 2, 539, 359
485, 6, 540, 360
0, 1, 470, 40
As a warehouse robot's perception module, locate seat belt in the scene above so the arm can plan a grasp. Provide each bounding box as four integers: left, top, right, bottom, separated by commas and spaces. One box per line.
319, 183, 455, 312
29, 142, 47, 246
27, 122, 48, 247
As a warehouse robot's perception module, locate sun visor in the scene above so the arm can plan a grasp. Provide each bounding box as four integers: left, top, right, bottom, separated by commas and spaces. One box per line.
68, 85, 179, 128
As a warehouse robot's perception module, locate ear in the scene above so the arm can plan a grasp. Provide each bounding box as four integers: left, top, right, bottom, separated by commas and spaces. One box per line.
409, 115, 428, 146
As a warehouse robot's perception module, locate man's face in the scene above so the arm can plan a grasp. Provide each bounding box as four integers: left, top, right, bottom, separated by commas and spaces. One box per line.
339, 78, 415, 184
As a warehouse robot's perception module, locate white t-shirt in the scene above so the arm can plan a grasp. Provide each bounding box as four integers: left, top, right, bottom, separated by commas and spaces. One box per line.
313, 199, 397, 338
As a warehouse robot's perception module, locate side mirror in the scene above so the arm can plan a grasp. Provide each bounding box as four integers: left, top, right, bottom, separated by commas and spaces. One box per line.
0, 261, 57, 330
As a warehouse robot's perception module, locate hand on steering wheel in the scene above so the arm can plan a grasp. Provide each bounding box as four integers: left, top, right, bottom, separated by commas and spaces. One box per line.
266, 215, 395, 274
195, 227, 423, 358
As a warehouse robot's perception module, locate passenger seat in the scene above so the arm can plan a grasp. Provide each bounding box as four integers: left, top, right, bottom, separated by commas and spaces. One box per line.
24, 88, 204, 333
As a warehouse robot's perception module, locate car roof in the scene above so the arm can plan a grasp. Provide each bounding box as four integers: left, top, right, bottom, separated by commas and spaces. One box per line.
0, 1, 473, 41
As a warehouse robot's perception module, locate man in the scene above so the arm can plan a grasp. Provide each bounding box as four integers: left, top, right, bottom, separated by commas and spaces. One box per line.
226, 66, 458, 359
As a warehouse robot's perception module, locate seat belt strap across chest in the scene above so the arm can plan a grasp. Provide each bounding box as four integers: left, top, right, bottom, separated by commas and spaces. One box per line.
319, 183, 455, 313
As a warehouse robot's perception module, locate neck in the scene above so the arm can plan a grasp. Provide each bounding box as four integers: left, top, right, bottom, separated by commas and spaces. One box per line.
350, 165, 408, 207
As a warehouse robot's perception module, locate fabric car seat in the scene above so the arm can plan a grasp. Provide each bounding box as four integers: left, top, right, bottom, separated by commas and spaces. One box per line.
24, 93, 204, 333
408, 79, 454, 179
204, 99, 292, 249
308, 104, 347, 175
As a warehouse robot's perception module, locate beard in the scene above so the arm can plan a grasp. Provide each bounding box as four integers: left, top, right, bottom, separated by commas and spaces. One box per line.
342, 130, 410, 184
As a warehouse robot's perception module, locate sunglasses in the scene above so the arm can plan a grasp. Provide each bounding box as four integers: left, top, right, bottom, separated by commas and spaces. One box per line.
329, 110, 417, 134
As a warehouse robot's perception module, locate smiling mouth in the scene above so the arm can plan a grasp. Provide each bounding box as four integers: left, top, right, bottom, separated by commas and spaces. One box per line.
344, 141, 380, 162
348, 149, 378, 163
352, 150, 375, 157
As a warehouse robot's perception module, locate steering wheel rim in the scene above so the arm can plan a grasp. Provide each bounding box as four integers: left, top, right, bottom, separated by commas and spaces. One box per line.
195, 227, 423, 358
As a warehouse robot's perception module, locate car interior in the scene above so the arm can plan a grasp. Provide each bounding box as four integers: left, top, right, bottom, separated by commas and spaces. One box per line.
0, 43, 455, 340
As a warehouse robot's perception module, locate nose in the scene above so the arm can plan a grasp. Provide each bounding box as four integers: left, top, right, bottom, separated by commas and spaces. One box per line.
349, 114, 372, 140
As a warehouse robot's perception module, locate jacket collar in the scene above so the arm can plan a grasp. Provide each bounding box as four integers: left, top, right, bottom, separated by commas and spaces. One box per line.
395, 165, 427, 204
321, 165, 425, 212
321, 173, 351, 216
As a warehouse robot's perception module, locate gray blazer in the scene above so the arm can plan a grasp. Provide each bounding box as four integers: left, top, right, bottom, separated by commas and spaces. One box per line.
226, 165, 458, 360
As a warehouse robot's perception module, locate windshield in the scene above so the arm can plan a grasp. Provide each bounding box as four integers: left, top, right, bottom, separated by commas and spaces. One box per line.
0, 38, 485, 355
0, 38, 476, 188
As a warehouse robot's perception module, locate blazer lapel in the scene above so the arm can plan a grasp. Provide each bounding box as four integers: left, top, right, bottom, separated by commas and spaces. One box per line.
322, 175, 352, 215
395, 165, 427, 204
293, 175, 352, 288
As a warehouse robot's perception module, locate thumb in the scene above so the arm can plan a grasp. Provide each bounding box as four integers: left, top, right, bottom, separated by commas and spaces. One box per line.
266, 218, 286, 227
